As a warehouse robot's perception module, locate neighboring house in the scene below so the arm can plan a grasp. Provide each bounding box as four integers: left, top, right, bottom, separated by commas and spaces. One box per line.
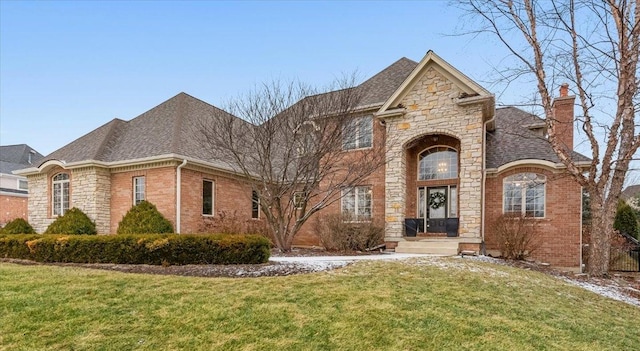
0, 144, 43, 225
621, 184, 640, 210
16, 51, 589, 268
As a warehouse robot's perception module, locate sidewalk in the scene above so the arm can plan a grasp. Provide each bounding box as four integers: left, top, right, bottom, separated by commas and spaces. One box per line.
269, 253, 430, 263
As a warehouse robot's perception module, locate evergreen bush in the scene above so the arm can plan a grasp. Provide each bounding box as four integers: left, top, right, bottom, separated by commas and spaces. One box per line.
614, 200, 639, 239
0, 234, 270, 265
44, 208, 96, 235
0, 218, 36, 234
117, 201, 174, 234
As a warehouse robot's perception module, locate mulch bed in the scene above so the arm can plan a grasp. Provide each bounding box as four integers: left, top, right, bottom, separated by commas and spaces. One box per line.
0, 248, 375, 278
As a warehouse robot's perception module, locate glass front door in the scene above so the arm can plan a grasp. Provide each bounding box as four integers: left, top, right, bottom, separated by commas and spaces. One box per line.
427, 187, 447, 232
418, 185, 458, 235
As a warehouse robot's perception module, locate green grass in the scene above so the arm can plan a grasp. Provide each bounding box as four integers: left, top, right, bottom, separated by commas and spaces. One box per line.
1, 258, 639, 350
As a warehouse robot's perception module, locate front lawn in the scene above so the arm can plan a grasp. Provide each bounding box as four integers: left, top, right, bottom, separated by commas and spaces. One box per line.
1, 258, 638, 350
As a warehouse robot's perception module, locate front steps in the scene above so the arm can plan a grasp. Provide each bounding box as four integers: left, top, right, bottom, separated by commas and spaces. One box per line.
394, 240, 459, 255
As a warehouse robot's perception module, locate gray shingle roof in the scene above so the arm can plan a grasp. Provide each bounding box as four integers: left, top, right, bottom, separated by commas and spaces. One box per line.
358, 57, 418, 107
486, 107, 590, 169
40, 93, 246, 169
32, 58, 589, 174
0, 144, 43, 174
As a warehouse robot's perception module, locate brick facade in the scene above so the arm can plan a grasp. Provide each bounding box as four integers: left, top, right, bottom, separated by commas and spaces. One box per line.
0, 194, 28, 225
111, 165, 177, 233
18, 53, 584, 268
485, 166, 582, 267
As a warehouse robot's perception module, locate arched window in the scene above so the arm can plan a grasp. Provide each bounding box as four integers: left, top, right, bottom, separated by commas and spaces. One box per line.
52, 173, 70, 216
503, 173, 545, 218
418, 147, 458, 180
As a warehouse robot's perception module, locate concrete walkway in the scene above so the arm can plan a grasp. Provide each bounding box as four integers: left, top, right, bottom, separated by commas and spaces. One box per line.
269, 253, 431, 263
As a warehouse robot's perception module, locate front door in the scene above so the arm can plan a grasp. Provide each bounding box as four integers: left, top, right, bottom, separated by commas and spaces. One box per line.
427, 187, 447, 233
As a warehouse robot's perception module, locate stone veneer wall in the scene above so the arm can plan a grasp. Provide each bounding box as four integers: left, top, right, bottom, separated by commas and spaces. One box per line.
71, 167, 111, 233
26, 167, 111, 233
385, 67, 485, 239
26, 173, 51, 233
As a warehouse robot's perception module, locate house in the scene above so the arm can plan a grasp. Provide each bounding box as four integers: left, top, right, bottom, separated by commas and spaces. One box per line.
15, 51, 589, 268
0, 144, 43, 225
621, 184, 640, 210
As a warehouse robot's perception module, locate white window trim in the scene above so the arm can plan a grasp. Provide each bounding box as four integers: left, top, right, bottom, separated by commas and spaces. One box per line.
502, 173, 546, 218
17, 179, 28, 191
342, 116, 373, 151
202, 179, 215, 216
341, 186, 373, 222
52, 173, 69, 217
133, 176, 145, 206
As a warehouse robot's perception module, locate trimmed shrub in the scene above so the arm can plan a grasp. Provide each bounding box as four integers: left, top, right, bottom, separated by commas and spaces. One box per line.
315, 214, 384, 251
0, 234, 270, 265
44, 208, 96, 235
491, 213, 540, 260
0, 218, 36, 234
117, 201, 174, 234
614, 200, 639, 239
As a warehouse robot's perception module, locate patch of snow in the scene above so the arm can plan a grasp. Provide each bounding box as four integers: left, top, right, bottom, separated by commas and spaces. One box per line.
559, 277, 640, 307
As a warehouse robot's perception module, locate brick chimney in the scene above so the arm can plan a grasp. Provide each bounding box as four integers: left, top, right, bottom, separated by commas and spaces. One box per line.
551, 83, 575, 150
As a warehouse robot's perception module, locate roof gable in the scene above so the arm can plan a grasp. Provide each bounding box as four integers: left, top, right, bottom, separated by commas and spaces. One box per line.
379, 51, 491, 113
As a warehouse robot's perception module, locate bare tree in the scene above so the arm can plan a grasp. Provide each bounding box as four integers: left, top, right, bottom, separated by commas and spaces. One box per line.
459, 0, 639, 276
197, 78, 388, 251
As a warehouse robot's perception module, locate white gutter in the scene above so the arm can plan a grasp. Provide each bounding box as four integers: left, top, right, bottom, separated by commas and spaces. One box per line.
176, 159, 188, 233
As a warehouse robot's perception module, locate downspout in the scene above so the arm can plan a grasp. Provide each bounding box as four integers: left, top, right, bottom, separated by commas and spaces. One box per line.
176, 159, 188, 234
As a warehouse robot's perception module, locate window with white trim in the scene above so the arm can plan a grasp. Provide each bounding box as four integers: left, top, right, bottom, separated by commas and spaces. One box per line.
252, 190, 260, 219
18, 179, 28, 191
203, 180, 214, 216
133, 176, 145, 206
341, 186, 372, 221
503, 173, 545, 218
343, 116, 372, 150
52, 173, 69, 216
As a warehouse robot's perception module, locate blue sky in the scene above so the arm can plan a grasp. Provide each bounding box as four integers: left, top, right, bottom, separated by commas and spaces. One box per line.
0, 0, 636, 182
0, 1, 515, 154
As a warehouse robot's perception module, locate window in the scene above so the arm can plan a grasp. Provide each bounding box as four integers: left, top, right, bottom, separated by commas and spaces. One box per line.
293, 191, 306, 209
418, 147, 458, 180
342, 186, 372, 221
343, 116, 372, 150
203, 180, 214, 216
252, 190, 260, 219
503, 173, 545, 218
52, 173, 69, 216
18, 179, 28, 191
133, 176, 145, 205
